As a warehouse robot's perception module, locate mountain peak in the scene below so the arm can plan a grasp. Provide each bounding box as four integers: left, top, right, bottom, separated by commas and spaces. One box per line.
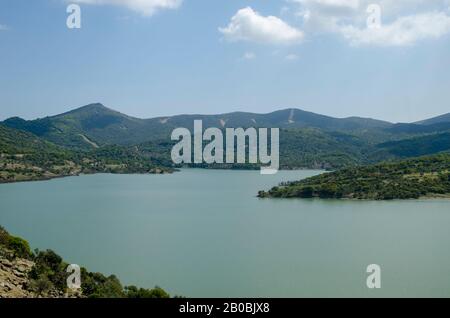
84, 102, 107, 109
3, 116, 27, 123
68, 103, 109, 113
53, 103, 123, 119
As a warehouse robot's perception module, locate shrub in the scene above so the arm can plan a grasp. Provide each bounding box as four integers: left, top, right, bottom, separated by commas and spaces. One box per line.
30, 275, 53, 295
28, 249, 68, 293
125, 285, 170, 298
7, 236, 32, 258
81, 271, 125, 298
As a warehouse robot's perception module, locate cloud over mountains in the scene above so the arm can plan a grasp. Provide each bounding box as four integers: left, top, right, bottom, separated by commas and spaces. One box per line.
219, 7, 304, 45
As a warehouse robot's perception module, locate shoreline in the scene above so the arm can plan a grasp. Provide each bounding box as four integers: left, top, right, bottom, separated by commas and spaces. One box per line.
3, 169, 449, 202
0, 169, 175, 185
0, 167, 324, 185
258, 193, 450, 202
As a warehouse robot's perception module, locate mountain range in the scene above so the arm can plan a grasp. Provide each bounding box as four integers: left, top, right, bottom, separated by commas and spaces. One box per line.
2, 103, 396, 149
1, 103, 450, 179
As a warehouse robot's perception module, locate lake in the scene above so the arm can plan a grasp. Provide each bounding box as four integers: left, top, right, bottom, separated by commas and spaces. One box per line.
1, 169, 450, 297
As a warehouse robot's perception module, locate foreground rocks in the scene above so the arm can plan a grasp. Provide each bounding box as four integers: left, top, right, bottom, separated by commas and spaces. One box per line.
0, 251, 34, 298
0, 249, 82, 298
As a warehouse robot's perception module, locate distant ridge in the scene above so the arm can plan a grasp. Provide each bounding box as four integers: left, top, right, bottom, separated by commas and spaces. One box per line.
415, 113, 450, 125
3, 103, 450, 172
1, 104, 394, 149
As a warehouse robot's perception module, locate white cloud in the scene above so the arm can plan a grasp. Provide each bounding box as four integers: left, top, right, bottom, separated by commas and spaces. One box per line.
242, 52, 256, 59
377, 0, 450, 16
341, 11, 450, 46
293, 0, 450, 17
291, 0, 362, 34
219, 7, 304, 45
291, 0, 360, 26
294, 0, 359, 12
0, 24, 8, 30
291, 0, 450, 46
71, 0, 182, 16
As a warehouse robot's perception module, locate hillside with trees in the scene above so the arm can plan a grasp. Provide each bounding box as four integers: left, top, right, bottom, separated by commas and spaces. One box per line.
2, 104, 450, 181
376, 132, 450, 158
258, 154, 450, 200
0, 124, 173, 183
0, 225, 172, 298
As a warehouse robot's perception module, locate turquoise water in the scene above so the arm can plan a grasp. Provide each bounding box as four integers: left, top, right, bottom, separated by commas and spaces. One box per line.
1, 169, 450, 297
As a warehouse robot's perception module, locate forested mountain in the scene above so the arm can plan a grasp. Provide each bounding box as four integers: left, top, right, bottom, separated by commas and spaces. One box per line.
376, 132, 450, 158
3, 104, 152, 149
385, 122, 450, 134
415, 113, 450, 125
2, 103, 392, 150
2, 103, 450, 175
0, 123, 67, 155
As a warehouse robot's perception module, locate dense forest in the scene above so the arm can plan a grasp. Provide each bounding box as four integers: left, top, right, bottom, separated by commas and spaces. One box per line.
258, 154, 450, 200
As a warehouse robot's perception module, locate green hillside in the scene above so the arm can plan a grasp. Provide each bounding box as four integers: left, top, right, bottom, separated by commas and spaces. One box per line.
376, 132, 450, 158
278, 128, 371, 169
2, 103, 392, 150
3, 103, 450, 173
0, 225, 172, 298
2, 104, 152, 149
416, 113, 450, 125
259, 154, 450, 200
0, 124, 172, 183
385, 122, 450, 134
0, 103, 396, 170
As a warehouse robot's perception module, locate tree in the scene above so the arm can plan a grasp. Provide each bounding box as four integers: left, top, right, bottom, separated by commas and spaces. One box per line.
7, 236, 32, 258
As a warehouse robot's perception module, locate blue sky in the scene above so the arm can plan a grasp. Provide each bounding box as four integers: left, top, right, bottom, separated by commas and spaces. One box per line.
0, 0, 449, 122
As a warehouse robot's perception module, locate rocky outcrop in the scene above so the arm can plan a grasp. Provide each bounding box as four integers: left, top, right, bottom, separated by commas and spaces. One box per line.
0, 251, 34, 298
0, 249, 83, 298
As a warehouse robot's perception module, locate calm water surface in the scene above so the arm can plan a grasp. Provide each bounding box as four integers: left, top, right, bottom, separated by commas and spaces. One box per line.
1, 169, 450, 297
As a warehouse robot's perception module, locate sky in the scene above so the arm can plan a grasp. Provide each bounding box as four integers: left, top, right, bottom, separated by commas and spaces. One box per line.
0, 0, 450, 123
